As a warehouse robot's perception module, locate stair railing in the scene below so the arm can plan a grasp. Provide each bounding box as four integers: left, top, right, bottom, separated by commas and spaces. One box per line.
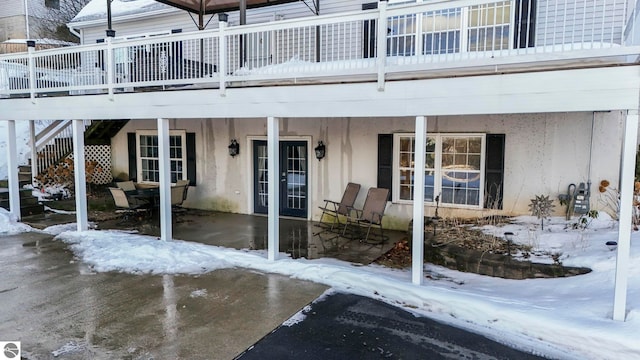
31, 120, 92, 186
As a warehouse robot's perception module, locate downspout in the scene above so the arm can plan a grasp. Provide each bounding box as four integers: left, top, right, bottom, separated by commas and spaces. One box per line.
240, 0, 246, 67
67, 26, 82, 43
315, 0, 320, 62
588, 112, 595, 190
24, 0, 30, 39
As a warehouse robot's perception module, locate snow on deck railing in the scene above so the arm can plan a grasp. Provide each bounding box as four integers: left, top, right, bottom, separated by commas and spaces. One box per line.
0, 0, 638, 100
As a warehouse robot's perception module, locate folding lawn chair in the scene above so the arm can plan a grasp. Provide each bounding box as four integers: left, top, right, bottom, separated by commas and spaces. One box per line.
343, 187, 390, 244
317, 182, 361, 232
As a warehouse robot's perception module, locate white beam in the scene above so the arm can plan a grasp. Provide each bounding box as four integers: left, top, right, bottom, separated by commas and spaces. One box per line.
267, 116, 280, 261
6, 120, 20, 220
412, 116, 427, 285
613, 109, 639, 321
3, 67, 639, 121
72, 119, 88, 231
157, 118, 172, 241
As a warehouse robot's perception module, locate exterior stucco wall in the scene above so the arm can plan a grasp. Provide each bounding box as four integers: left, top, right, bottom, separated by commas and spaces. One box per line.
111, 111, 625, 230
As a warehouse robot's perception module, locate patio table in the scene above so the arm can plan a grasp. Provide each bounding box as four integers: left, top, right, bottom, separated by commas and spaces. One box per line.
127, 187, 160, 208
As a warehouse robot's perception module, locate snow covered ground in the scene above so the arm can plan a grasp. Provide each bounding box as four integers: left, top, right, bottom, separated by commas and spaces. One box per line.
0, 208, 637, 360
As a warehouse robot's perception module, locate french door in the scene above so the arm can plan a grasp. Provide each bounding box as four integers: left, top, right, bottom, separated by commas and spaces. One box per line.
253, 140, 308, 218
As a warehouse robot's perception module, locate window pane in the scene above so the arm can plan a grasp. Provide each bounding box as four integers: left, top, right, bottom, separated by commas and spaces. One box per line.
442, 154, 453, 167
387, 14, 416, 56
454, 138, 468, 153
425, 153, 436, 169
399, 169, 413, 200
396, 134, 483, 207
424, 171, 435, 202
139, 133, 185, 184
469, 137, 482, 153
469, 154, 481, 170
467, 2, 511, 52
440, 136, 483, 206
400, 137, 412, 152
399, 137, 414, 168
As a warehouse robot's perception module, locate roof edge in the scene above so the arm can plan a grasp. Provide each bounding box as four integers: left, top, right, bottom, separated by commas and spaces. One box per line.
68, 8, 178, 29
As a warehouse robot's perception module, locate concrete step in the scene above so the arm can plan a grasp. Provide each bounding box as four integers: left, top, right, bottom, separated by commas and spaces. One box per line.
18, 203, 45, 217
0, 202, 45, 217
0, 187, 45, 217
0, 179, 32, 188
0, 188, 34, 199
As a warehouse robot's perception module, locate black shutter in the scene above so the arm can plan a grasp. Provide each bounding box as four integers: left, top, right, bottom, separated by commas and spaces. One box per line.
484, 134, 505, 209
362, 2, 378, 58
514, 0, 536, 48
127, 133, 137, 182
377, 134, 393, 199
186, 133, 196, 186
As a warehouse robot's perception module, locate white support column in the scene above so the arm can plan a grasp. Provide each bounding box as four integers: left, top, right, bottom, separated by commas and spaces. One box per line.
412, 116, 427, 285
29, 121, 37, 185
72, 119, 88, 231
376, 0, 388, 91
157, 118, 172, 241
6, 120, 21, 221
613, 109, 639, 321
218, 14, 228, 96
106, 37, 115, 100
27, 46, 36, 102
267, 116, 280, 261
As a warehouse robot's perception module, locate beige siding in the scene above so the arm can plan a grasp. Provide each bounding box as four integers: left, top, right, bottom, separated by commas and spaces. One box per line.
536, 0, 629, 45
110, 111, 625, 228
0, 0, 26, 18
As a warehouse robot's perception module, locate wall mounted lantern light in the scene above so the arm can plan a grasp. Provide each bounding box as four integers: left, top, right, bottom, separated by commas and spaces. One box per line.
314, 141, 326, 160
228, 139, 240, 157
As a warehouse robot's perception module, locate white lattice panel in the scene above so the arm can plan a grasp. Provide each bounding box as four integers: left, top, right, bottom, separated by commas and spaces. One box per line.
85, 145, 113, 185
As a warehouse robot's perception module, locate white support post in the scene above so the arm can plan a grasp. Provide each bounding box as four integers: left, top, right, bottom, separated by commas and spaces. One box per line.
29, 120, 37, 186
106, 37, 114, 100
6, 121, 21, 221
72, 119, 88, 231
157, 118, 172, 241
412, 116, 427, 285
218, 15, 228, 96
267, 116, 280, 261
613, 109, 639, 321
414, 6, 424, 57
376, 0, 388, 91
27, 46, 36, 102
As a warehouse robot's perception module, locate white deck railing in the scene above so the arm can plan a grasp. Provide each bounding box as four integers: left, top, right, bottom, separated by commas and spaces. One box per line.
0, 0, 638, 100
32, 120, 93, 179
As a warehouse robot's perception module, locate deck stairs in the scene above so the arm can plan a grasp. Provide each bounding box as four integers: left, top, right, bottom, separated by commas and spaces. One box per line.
0, 165, 44, 216
0, 119, 129, 216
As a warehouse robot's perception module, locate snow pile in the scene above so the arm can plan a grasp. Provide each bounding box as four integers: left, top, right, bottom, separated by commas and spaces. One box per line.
0, 208, 33, 234
71, 0, 174, 23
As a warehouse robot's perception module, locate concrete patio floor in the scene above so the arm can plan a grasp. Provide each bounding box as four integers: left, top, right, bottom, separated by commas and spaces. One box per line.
0, 232, 328, 359
23, 210, 407, 265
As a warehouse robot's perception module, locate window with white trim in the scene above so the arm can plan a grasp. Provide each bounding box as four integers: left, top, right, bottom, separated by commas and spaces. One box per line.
393, 133, 485, 207
45, 0, 60, 9
385, 1, 518, 55
136, 130, 186, 184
